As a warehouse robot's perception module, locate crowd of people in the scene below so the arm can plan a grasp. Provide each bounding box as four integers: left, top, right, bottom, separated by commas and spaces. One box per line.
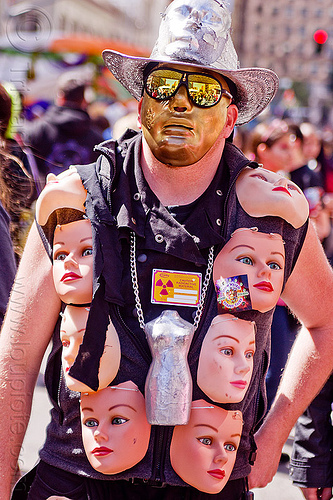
0, 1, 333, 499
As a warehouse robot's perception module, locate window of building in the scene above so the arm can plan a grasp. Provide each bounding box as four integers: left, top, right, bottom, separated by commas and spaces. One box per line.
297, 44, 304, 56
310, 62, 319, 75
271, 25, 277, 35
285, 25, 292, 37
285, 5, 293, 17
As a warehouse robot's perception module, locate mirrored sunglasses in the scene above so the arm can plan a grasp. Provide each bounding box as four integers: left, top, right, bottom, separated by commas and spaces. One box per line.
144, 68, 233, 108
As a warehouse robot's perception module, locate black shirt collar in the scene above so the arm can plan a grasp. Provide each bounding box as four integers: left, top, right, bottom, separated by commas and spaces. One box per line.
106, 132, 254, 264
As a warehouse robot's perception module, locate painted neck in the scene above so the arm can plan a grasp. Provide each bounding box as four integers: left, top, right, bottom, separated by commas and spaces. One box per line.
141, 135, 226, 206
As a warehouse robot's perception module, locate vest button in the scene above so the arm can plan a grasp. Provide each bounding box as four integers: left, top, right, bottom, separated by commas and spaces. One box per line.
155, 234, 164, 243
216, 218, 222, 226
216, 189, 223, 196
137, 254, 148, 263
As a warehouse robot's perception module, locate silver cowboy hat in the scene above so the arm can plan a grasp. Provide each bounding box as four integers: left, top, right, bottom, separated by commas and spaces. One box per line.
102, 0, 279, 126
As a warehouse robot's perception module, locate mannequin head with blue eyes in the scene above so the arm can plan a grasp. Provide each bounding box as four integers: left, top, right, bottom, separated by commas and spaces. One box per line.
80, 381, 151, 474
170, 400, 243, 493
197, 314, 255, 403
52, 218, 93, 305
213, 228, 285, 313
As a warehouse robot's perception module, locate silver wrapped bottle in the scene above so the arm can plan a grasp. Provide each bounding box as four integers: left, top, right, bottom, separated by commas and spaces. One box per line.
144, 310, 194, 426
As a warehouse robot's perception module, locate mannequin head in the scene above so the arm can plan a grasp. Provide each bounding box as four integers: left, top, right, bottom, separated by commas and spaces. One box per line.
236, 166, 309, 229
80, 381, 151, 474
197, 314, 255, 403
53, 219, 93, 305
60, 305, 121, 393
35, 167, 87, 225
213, 228, 285, 313
170, 400, 243, 493
156, 0, 232, 65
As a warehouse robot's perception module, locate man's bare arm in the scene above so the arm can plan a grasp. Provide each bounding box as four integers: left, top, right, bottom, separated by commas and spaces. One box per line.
0, 223, 61, 499
248, 222, 333, 489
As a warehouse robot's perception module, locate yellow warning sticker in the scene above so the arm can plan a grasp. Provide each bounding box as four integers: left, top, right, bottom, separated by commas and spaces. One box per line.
151, 269, 202, 307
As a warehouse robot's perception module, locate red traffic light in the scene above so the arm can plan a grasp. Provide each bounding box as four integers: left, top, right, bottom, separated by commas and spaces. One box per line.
313, 29, 328, 45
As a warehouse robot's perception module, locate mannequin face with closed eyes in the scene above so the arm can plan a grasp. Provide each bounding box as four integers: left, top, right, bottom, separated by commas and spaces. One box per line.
60, 305, 121, 393
236, 167, 309, 229
156, 0, 232, 64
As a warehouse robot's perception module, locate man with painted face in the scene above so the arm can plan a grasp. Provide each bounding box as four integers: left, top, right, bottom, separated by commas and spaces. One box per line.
1, 1, 333, 499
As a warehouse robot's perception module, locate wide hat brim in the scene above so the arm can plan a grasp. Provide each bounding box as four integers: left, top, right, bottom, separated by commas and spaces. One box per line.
102, 50, 279, 126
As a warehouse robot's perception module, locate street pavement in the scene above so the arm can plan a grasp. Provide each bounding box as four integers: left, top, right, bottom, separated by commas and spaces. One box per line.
19, 359, 304, 500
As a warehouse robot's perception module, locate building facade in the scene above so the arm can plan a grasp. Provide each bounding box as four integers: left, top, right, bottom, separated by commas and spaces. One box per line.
232, 0, 333, 83
1, 0, 171, 53
231, 0, 333, 124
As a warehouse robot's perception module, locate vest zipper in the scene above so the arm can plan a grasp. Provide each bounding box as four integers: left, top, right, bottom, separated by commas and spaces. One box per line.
115, 304, 151, 364
150, 426, 170, 483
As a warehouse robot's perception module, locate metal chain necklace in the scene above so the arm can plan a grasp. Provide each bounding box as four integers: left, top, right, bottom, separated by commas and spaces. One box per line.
130, 231, 214, 331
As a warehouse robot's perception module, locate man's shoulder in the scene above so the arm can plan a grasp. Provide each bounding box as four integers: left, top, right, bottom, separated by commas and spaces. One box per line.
223, 141, 257, 178
94, 129, 142, 172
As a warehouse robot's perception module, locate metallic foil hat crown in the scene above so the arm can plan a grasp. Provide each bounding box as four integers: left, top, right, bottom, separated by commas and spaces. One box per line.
103, 0, 279, 125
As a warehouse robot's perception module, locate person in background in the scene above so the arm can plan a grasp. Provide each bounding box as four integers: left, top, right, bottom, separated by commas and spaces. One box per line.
290, 374, 333, 500
0, 199, 16, 327
250, 118, 294, 174
23, 72, 104, 187
0, 84, 36, 261
289, 131, 333, 500
285, 122, 324, 191
321, 128, 333, 194
249, 119, 301, 413
300, 122, 324, 174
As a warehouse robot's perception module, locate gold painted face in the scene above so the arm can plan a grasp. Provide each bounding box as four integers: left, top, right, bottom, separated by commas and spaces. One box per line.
139, 63, 235, 166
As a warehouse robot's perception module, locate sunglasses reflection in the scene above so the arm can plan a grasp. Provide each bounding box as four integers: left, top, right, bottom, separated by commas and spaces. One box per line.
145, 68, 232, 108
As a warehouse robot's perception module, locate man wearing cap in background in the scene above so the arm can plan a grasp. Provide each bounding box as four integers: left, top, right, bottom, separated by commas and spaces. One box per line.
23, 72, 104, 188
1, 1, 333, 499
